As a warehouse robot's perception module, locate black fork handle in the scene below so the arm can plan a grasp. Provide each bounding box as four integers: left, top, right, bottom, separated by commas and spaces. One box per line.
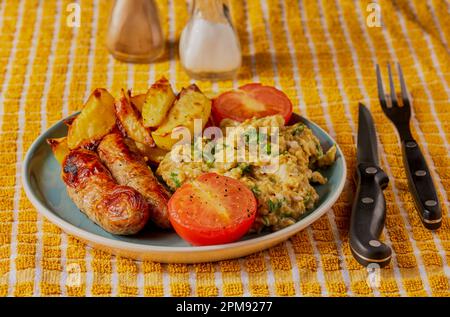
402, 139, 442, 230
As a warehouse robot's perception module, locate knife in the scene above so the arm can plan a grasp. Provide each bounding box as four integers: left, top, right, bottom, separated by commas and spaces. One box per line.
349, 103, 392, 268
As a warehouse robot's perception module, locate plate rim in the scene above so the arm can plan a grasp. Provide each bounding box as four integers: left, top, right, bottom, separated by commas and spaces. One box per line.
22, 113, 347, 259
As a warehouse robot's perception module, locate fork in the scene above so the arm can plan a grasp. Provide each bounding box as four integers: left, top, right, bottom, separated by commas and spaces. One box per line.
376, 63, 441, 230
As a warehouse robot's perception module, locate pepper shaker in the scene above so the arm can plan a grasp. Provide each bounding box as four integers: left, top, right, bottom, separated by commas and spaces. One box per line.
107, 0, 164, 63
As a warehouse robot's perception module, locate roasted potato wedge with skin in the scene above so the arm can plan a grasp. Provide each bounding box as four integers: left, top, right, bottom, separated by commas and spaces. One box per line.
47, 137, 69, 164
115, 90, 155, 147
142, 77, 176, 128
135, 141, 169, 164
67, 88, 116, 149
122, 138, 168, 164
152, 84, 211, 151
130, 93, 146, 113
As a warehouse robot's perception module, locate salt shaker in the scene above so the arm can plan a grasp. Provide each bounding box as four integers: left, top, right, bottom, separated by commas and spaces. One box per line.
107, 0, 164, 63
179, 0, 242, 80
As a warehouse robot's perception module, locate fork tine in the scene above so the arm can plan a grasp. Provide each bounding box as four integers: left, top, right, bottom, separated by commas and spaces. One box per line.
376, 64, 388, 111
387, 63, 399, 107
397, 63, 411, 109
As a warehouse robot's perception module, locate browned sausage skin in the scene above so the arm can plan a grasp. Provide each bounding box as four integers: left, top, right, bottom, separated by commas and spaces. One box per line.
62, 149, 149, 235
98, 133, 172, 229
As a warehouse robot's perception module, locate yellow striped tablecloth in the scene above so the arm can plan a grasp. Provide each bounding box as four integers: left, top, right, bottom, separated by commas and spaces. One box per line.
0, 0, 449, 297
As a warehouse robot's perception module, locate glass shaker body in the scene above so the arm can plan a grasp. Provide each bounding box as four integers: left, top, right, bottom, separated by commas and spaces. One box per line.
107, 0, 164, 63
179, 0, 242, 80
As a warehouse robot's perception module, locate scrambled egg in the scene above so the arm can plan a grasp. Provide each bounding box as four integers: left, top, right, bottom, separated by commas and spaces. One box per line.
156, 115, 336, 232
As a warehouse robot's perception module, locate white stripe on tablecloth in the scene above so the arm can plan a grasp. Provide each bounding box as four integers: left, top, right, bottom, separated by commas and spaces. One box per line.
333, 0, 406, 297
278, 0, 304, 111
243, 0, 258, 82
8, 0, 43, 296
426, 0, 450, 53
84, 0, 100, 100
37, 0, 64, 297
213, 263, 222, 297
356, 0, 434, 295
136, 260, 144, 297
298, 0, 352, 296
61, 1, 79, 119
0, 0, 25, 125
388, 0, 450, 280
162, 262, 170, 297
259, 0, 280, 89
110, 256, 118, 296
128, 64, 134, 91
306, 228, 327, 296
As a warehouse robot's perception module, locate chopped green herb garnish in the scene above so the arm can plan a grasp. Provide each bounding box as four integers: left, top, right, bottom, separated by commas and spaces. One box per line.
303, 192, 312, 205
268, 198, 284, 213
251, 185, 261, 196
265, 142, 272, 155
316, 142, 323, 158
292, 123, 305, 135
170, 172, 181, 188
262, 216, 271, 226
239, 163, 252, 175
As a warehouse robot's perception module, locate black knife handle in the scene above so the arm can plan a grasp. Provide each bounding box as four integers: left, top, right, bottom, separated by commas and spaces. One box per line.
350, 163, 392, 268
401, 139, 442, 230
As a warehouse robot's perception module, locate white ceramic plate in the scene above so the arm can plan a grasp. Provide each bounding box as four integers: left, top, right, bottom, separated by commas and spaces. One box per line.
23, 113, 346, 263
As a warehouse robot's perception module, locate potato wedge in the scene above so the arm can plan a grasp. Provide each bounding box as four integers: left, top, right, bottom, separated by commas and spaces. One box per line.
152, 85, 211, 150
130, 93, 146, 113
67, 88, 116, 149
142, 77, 176, 128
47, 137, 69, 164
124, 139, 169, 164
115, 90, 155, 147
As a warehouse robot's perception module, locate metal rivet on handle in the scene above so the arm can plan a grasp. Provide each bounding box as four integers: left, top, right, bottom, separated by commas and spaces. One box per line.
369, 240, 381, 247
406, 141, 417, 148
362, 197, 374, 204
365, 167, 377, 174
415, 170, 427, 177
425, 200, 437, 207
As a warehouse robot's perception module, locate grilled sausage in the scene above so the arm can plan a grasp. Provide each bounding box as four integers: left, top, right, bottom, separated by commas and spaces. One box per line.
98, 133, 172, 228
62, 149, 149, 235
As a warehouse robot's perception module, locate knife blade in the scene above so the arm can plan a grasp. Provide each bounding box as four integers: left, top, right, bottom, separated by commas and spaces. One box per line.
357, 104, 379, 166
349, 103, 392, 268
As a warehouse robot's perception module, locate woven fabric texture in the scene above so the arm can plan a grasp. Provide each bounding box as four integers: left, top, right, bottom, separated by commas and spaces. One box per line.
0, 0, 449, 296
